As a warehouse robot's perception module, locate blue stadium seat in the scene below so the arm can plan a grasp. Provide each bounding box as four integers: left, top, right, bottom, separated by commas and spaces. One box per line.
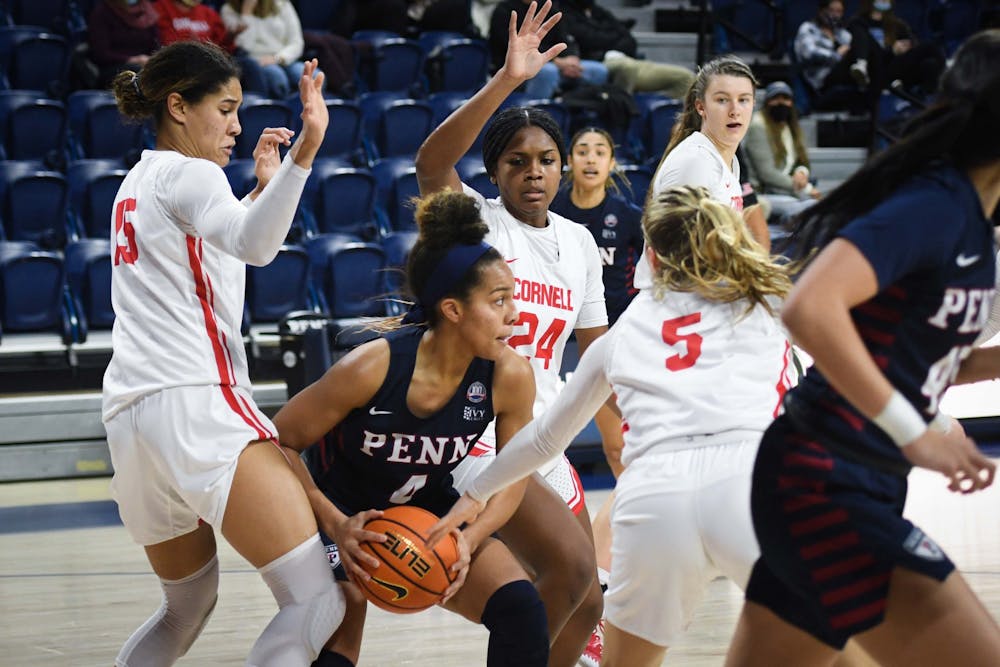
0, 91, 66, 164
4, 33, 69, 96
618, 164, 653, 206
359, 92, 433, 161
381, 229, 417, 313
8, 0, 82, 36
315, 98, 364, 161
235, 99, 294, 159
351, 30, 401, 46
456, 156, 497, 199
67, 90, 146, 161
64, 238, 113, 330
372, 157, 420, 232
644, 99, 683, 166
0, 240, 74, 342
245, 244, 316, 324
222, 158, 257, 199
361, 39, 424, 94
428, 91, 468, 126
0, 161, 68, 248
67, 159, 128, 239
306, 234, 387, 319
303, 160, 379, 238
425, 38, 490, 94
524, 99, 570, 142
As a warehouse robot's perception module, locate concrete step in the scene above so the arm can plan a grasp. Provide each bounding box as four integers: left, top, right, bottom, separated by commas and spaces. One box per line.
634, 31, 699, 68
808, 146, 867, 189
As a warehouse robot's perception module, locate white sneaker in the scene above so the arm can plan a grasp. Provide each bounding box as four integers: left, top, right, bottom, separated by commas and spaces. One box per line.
850, 58, 870, 87
578, 619, 604, 667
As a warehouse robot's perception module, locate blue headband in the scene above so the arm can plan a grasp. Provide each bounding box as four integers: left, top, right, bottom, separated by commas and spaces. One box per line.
402, 242, 495, 325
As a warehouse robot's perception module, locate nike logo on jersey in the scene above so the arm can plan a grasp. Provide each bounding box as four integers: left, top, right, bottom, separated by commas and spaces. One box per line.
956, 253, 980, 267
369, 407, 393, 416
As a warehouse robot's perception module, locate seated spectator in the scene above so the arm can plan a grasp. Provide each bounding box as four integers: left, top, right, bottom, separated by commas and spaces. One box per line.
846, 0, 945, 100
794, 0, 863, 107
560, 0, 693, 99
742, 81, 820, 226
489, 0, 608, 98
155, 0, 270, 95
332, 0, 476, 38
84, 0, 159, 89
220, 0, 307, 98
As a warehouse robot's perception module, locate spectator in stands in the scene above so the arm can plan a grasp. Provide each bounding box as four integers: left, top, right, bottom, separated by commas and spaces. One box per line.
155, 0, 270, 95
489, 0, 608, 98
794, 0, 861, 105
85, 0, 160, 89
846, 0, 945, 100
331, 0, 477, 38
560, 0, 694, 99
220, 0, 308, 98
742, 81, 820, 225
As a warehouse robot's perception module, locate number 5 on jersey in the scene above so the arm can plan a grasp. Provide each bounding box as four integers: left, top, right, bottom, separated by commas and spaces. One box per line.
114, 198, 139, 265
661, 313, 702, 371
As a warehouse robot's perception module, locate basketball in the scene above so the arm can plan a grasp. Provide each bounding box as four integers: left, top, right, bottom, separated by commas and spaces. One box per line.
358, 506, 460, 614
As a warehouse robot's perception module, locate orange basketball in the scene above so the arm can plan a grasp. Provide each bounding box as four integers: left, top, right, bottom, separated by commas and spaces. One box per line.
358, 505, 459, 614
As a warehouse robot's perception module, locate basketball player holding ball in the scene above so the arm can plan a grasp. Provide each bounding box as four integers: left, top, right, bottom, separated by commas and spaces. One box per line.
273, 190, 550, 667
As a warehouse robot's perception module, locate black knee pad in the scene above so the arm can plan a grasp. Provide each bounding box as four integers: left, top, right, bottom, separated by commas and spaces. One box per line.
481, 580, 549, 667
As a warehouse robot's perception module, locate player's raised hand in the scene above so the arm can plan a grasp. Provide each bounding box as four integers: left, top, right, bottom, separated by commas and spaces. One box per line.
902, 425, 996, 494
425, 493, 485, 549
290, 59, 327, 167
500, 0, 566, 83
249, 126, 294, 195
326, 508, 386, 584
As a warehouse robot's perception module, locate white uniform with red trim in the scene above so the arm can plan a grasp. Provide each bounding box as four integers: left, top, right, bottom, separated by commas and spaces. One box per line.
464, 287, 797, 645
102, 149, 309, 545
634, 131, 744, 290
450, 184, 608, 513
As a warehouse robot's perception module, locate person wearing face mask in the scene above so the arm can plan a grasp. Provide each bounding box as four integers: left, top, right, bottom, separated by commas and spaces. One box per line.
743, 81, 820, 227
845, 0, 946, 101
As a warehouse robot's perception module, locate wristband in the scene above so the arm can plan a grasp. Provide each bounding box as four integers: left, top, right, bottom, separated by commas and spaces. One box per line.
871, 390, 927, 447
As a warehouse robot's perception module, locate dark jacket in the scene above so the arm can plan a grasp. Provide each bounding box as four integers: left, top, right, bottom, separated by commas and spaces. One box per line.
488, 0, 579, 72
560, 0, 637, 60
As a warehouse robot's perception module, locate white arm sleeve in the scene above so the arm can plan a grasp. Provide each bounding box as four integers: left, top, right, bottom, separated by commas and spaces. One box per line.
160, 154, 309, 266
465, 334, 615, 502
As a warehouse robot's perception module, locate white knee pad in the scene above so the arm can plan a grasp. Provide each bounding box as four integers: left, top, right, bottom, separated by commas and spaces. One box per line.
247, 535, 346, 667
116, 556, 219, 667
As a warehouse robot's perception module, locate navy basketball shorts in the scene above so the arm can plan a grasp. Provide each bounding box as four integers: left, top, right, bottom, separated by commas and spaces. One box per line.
745, 415, 955, 649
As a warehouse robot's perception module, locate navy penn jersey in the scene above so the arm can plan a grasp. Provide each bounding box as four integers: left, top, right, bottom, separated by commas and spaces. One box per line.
792, 165, 996, 469
550, 187, 643, 324
311, 326, 496, 514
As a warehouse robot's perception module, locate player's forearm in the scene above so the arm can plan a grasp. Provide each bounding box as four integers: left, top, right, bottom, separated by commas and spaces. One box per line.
954, 346, 1000, 385
461, 479, 528, 551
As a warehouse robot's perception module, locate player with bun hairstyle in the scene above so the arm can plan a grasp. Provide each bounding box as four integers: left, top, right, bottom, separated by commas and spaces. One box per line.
415, 3, 608, 665
724, 29, 1000, 666
103, 40, 343, 665
427, 184, 796, 667
273, 190, 549, 667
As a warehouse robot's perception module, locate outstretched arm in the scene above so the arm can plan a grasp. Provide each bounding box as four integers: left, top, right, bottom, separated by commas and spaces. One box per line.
415, 0, 566, 196
427, 336, 614, 545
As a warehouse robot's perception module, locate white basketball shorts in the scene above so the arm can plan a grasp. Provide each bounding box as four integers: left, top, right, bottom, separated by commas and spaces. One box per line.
105, 384, 278, 546
604, 438, 760, 646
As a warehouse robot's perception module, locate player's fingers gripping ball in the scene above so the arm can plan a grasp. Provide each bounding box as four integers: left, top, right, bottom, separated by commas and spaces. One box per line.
358, 506, 460, 613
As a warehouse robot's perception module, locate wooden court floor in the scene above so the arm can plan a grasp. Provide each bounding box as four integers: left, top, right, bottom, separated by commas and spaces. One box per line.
1, 467, 997, 666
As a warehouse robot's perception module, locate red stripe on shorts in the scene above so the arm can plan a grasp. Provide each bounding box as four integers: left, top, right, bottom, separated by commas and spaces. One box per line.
821, 572, 891, 607
829, 599, 886, 629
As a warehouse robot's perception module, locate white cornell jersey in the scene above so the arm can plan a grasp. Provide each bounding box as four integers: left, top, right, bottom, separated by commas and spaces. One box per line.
463, 184, 608, 414
606, 290, 794, 467
636, 132, 744, 290
102, 150, 308, 420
